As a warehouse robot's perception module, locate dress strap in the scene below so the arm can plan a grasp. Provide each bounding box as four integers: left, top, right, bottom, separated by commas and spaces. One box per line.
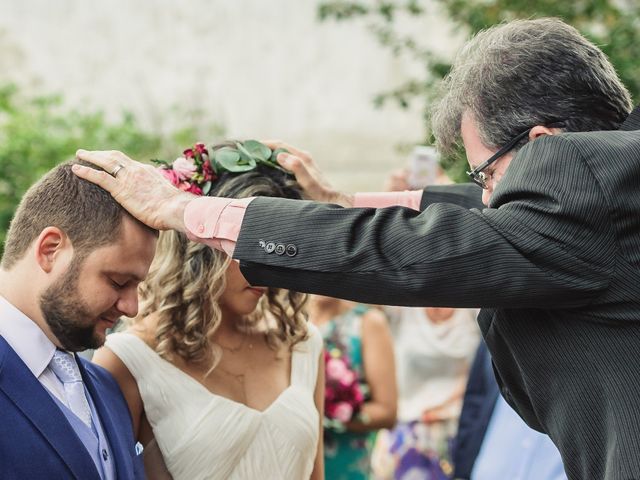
290, 323, 323, 390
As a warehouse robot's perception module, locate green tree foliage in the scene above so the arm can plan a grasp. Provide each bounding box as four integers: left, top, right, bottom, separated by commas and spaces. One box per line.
0, 83, 162, 256
318, 0, 640, 181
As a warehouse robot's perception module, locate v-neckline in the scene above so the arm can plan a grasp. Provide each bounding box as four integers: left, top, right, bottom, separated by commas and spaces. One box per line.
120, 332, 296, 414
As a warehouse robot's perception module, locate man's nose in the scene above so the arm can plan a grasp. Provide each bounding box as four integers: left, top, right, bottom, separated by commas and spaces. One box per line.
116, 287, 139, 318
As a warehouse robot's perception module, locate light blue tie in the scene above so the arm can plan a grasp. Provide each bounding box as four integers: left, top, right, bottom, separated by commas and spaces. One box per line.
49, 350, 93, 429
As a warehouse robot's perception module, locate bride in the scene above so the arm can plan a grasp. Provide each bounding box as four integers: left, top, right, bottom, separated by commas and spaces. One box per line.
93, 142, 324, 479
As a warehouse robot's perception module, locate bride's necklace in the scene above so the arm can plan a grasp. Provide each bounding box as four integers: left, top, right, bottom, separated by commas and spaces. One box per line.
217, 360, 249, 404
217, 317, 256, 354
218, 335, 251, 354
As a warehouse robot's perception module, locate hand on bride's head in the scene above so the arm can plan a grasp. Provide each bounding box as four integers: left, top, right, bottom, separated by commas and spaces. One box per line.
263, 140, 354, 207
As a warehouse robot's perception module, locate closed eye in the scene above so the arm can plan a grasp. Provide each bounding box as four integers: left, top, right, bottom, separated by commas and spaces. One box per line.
109, 278, 126, 290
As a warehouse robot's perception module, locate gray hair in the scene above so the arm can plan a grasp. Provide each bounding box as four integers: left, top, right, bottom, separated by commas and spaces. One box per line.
431, 18, 633, 155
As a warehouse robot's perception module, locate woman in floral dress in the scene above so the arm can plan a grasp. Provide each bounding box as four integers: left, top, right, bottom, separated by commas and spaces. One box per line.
308, 296, 397, 479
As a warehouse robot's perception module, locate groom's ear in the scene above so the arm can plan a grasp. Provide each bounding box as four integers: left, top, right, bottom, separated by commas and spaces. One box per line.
34, 227, 73, 274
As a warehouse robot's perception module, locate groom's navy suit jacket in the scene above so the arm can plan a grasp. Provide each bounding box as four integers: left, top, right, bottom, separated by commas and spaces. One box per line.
0, 336, 144, 479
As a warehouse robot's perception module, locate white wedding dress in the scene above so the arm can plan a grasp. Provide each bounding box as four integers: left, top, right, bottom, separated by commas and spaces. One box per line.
105, 325, 322, 480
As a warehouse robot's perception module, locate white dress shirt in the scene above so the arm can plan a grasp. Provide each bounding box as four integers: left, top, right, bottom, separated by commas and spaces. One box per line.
0, 294, 69, 405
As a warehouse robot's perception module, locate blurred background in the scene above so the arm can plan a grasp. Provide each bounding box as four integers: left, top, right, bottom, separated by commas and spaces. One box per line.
1, 0, 638, 254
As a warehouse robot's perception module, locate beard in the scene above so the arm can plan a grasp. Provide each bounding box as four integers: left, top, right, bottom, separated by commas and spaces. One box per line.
39, 257, 104, 351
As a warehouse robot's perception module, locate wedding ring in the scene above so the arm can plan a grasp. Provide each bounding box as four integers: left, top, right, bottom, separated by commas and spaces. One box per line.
110, 163, 125, 178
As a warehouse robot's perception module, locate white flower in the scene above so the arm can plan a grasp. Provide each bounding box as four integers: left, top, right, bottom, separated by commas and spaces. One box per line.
172, 156, 197, 180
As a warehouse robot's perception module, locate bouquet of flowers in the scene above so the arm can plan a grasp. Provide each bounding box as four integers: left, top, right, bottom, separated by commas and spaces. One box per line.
323, 347, 367, 432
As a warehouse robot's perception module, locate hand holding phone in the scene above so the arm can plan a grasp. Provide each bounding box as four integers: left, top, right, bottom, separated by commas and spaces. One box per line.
407, 146, 440, 189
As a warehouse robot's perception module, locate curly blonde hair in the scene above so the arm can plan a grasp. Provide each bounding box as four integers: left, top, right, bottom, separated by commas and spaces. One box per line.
136, 163, 308, 370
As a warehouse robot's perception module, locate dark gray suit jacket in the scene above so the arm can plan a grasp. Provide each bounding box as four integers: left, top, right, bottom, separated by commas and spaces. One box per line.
234, 108, 640, 480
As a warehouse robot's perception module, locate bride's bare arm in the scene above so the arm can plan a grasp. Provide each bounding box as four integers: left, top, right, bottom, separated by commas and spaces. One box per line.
93, 346, 145, 438
310, 351, 325, 480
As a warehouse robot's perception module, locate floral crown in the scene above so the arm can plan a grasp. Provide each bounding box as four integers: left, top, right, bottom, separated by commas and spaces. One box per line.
154, 140, 289, 196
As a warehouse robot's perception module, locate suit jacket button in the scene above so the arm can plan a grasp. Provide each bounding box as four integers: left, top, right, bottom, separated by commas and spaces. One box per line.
265, 242, 276, 254
275, 244, 286, 255
258, 239, 266, 249
285, 244, 297, 257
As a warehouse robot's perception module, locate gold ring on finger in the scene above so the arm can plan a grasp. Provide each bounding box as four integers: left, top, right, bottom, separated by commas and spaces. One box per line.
110, 164, 125, 178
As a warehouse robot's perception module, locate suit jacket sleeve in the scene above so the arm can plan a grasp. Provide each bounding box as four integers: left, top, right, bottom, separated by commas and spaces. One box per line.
420, 182, 484, 211
234, 135, 615, 308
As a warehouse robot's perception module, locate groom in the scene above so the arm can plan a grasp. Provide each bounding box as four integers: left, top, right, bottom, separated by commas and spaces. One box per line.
0, 161, 156, 479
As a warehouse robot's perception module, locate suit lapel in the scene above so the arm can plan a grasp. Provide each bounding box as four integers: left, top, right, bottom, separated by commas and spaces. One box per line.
80, 358, 135, 479
0, 337, 100, 480
620, 105, 640, 131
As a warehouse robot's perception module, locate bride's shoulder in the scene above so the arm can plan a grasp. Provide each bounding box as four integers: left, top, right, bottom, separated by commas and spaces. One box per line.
120, 314, 160, 349
294, 322, 323, 356
306, 322, 321, 342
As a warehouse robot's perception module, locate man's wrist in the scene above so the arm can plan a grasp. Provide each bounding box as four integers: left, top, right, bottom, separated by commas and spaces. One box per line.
331, 191, 354, 208
167, 193, 193, 232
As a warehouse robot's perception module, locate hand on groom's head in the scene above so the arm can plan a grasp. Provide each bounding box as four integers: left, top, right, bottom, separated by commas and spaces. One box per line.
73, 149, 193, 232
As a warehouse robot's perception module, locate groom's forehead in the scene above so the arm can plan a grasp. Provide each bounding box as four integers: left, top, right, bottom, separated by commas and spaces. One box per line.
84, 219, 156, 276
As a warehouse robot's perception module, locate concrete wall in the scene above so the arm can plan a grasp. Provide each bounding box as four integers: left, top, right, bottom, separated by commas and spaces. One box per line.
0, 0, 461, 191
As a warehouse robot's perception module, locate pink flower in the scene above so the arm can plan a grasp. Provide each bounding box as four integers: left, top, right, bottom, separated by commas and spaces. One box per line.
183, 148, 194, 159
339, 370, 356, 387
186, 183, 203, 195
159, 168, 181, 186
202, 159, 216, 182
195, 142, 208, 155
177, 181, 202, 195
326, 357, 348, 381
352, 385, 364, 403
172, 156, 197, 181
333, 402, 354, 423
325, 387, 336, 402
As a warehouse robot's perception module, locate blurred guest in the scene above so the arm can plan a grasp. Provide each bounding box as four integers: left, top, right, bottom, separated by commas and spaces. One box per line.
372, 167, 479, 479
453, 343, 566, 480
308, 296, 397, 480
372, 307, 479, 479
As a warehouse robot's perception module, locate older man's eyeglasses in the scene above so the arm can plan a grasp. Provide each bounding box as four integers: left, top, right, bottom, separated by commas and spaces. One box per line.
466, 122, 567, 189
466, 128, 532, 190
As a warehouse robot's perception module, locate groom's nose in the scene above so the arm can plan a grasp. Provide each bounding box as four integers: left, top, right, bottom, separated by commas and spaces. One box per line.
116, 287, 139, 318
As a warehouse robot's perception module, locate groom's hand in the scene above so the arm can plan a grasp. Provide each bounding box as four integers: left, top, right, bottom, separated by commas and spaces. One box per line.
263, 140, 354, 207
73, 149, 193, 232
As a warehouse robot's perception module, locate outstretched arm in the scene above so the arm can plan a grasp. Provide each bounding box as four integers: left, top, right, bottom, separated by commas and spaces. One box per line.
233, 136, 613, 308
73, 137, 609, 310
73, 147, 480, 260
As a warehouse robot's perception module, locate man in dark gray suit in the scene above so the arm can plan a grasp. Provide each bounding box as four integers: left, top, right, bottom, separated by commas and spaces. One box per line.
75, 18, 640, 480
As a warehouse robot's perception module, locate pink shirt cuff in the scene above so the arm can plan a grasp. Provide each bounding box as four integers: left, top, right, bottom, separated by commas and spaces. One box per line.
353, 190, 423, 211
183, 196, 254, 257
